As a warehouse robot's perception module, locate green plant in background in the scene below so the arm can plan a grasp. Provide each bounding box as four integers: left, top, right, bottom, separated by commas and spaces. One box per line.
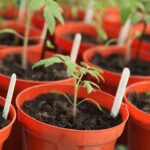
115, 145, 127, 150
33, 54, 104, 117
22, 0, 64, 69
118, 0, 150, 59
58, 0, 87, 20
0, 0, 17, 12
93, 0, 117, 42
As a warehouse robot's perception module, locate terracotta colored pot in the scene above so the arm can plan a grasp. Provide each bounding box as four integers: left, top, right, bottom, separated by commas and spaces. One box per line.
102, 7, 122, 38
124, 81, 150, 150
55, 22, 99, 57
32, 8, 44, 29
0, 97, 16, 150
0, 46, 73, 150
132, 23, 150, 54
0, 47, 73, 96
61, 4, 85, 22
0, 7, 18, 20
83, 45, 150, 95
16, 83, 128, 150
32, 5, 85, 30
0, 20, 41, 49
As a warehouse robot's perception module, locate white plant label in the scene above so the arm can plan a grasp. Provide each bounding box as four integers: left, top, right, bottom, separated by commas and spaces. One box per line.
84, 0, 94, 23
18, 0, 26, 21
118, 18, 131, 45
70, 33, 82, 63
2, 74, 17, 119
111, 68, 130, 118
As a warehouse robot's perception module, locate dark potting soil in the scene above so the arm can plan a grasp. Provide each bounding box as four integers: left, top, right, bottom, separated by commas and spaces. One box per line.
90, 53, 150, 76
0, 106, 11, 129
0, 53, 69, 81
22, 93, 121, 130
0, 33, 36, 46
128, 91, 150, 113
64, 33, 101, 44
142, 34, 150, 43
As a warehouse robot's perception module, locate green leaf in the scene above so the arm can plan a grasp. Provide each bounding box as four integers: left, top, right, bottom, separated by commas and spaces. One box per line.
32, 56, 62, 69
46, 40, 54, 49
47, 1, 64, 24
28, 0, 44, 12
0, 28, 24, 39
83, 81, 95, 94
120, 5, 132, 24
115, 145, 127, 150
44, 6, 56, 34
144, 15, 150, 24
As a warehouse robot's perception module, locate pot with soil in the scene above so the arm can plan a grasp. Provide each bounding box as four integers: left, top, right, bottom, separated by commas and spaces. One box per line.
0, 96, 16, 150
16, 83, 128, 150
0, 47, 73, 98
132, 23, 150, 54
0, 7, 18, 20
102, 7, 122, 39
32, 5, 84, 30
83, 45, 150, 95
0, 21, 41, 49
124, 81, 150, 150
0, 47, 73, 150
55, 22, 116, 59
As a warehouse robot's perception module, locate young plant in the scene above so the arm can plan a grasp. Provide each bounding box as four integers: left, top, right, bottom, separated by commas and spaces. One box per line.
118, 0, 150, 60
92, 0, 117, 42
22, 0, 64, 69
33, 54, 104, 117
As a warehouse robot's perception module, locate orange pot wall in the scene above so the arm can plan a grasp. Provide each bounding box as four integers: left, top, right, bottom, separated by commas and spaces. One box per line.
83, 45, 150, 95
102, 7, 122, 38
0, 21, 41, 49
0, 47, 73, 150
125, 81, 150, 150
0, 97, 16, 150
16, 84, 128, 150
55, 22, 98, 57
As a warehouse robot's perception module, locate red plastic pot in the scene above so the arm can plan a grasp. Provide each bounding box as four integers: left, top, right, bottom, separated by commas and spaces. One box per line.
83, 45, 150, 95
102, 7, 122, 38
0, 97, 16, 150
32, 5, 85, 30
16, 83, 128, 150
124, 81, 150, 150
61, 4, 85, 22
132, 23, 150, 54
55, 22, 99, 57
0, 7, 18, 20
0, 46, 73, 97
0, 20, 41, 49
0, 46, 73, 150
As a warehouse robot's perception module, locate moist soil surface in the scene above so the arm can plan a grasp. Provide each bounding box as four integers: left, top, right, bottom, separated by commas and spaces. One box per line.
90, 53, 150, 76
0, 106, 11, 129
142, 34, 150, 43
0, 53, 69, 81
128, 91, 150, 113
0, 33, 36, 46
22, 93, 121, 130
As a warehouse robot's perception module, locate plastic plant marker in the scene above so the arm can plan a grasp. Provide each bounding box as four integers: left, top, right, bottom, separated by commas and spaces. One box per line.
40, 22, 48, 45
70, 33, 82, 63
18, 0, 26, 21
111, 68, 130, 117
84, 0, 95, 23
118, 18, 131, 45
2, 73, 16, 119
